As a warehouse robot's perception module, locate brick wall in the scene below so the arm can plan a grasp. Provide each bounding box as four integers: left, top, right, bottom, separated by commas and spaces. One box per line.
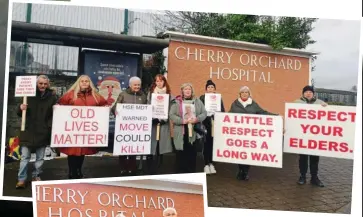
167, 41, 310, 116
36, 183, 204, 217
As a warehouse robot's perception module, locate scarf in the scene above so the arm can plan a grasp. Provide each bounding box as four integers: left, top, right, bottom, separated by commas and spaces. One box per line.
238, 97, 253, 108
153, 86, 167, 94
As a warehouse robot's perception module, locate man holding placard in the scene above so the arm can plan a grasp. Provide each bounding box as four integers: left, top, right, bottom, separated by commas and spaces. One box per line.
292, 85, 328, 187
15, 75, 57, 189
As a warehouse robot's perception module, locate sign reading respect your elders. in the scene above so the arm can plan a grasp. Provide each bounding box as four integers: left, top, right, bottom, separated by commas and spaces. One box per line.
284, 103, 356, 159
213, 112, 283, 168
113, 104, 152, 155
51, 106, 110, 148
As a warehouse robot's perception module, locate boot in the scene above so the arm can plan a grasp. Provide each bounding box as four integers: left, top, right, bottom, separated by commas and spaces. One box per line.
243, 172, 249, 181
297, 174, 306, 185
236, 169, 244, 180
143, 156, 155, 175
311, 175, 324, 187
77, 169, 84, 179
68, 167, 78, 179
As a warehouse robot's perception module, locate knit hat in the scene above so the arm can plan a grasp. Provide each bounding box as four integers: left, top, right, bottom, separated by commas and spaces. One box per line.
205, 80, 216, 90
302, 85, 315, 94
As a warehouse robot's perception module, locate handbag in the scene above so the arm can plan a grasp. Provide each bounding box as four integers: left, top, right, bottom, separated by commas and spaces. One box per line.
194, 122, 207, 152
194, 122, 207, 136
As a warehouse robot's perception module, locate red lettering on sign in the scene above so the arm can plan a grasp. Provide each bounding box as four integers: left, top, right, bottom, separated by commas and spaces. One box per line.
288, 109, 356, 123
226, 139, 257, 148
119, 123, 149, 131
70, 108, 95, 119
64, 121, 99, 132
216, 149, 247, 159
289, 138, 351, 153
251, 153, 277, 162
300, 124, 343, 137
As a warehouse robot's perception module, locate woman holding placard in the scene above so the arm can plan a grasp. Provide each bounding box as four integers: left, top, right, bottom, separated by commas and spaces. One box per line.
111, 76, 148, 176
57, 75, 109, 179
200, 80, 225, 175
169, 83, 207, 173
146, 74, 173, 174
229, 86, 276, 181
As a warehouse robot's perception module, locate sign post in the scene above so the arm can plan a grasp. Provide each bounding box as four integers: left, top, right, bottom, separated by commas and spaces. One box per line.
15, 76, 37, 131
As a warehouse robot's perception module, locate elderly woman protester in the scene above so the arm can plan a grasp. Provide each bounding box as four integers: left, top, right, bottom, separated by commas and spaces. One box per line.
57, 75, 110, 179
229, 86, 277, 181
169, 83, 207, 173
112, 76, 148, 176
294, 85, 327, 187
146, 74, 174, 174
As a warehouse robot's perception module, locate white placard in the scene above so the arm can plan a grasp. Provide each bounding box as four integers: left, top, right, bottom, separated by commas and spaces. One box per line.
50, 106, 110, 147
113, 103, 152, 155
284, 103, 356, 159
15, 76, 37, 97
213, 112, 283, 168
205, 93, 221, 116
151, 93, 170, 119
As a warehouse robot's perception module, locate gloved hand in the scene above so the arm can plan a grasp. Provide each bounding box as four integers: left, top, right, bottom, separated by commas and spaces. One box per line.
152, 119, 160, 125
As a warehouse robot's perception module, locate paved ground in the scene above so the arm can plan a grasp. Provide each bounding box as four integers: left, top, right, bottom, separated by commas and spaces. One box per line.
3, 153, 353, 214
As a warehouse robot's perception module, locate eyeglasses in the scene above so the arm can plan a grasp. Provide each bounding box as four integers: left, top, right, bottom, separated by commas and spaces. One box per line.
38, 83, 48, 86
164, 213, 176, 216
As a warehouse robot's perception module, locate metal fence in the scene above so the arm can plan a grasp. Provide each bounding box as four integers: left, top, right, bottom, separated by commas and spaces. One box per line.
10, 41, 78, 75
10, 3, 166, 75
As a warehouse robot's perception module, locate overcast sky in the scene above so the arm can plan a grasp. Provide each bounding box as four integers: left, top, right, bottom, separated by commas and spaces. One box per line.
307, 18, 361, 91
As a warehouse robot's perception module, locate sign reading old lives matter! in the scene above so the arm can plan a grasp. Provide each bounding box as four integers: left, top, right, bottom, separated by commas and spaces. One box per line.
114, 104, 152, 155
284, 103, 356, 159
213, 112, 283, 168
15, 76, 37, 97
151, 93, 169, 119
51, 106, 110, 148
204, 93, 221, 116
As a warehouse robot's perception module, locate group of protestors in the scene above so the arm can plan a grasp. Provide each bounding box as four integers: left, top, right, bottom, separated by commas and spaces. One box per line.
15, 74, 326, 189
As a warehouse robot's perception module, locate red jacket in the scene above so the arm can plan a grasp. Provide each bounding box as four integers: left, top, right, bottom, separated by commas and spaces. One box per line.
57, 89, 108, 156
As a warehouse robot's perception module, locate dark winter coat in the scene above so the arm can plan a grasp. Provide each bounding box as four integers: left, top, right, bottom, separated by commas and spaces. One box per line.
111, 88, 148, 115
229, 98, 277, 115
17, 88, 57, 149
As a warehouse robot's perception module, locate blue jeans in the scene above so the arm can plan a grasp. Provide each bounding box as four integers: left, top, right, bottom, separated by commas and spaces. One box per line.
18, 146, 46, 181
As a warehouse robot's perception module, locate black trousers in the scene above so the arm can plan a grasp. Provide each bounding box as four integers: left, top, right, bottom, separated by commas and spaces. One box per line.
145, 141, 161, 175
299, 154, 319, 176
176, 126, 197, 173
238, 164, 250, 174
203, 128, 213, 165
67, 155, 85, 178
